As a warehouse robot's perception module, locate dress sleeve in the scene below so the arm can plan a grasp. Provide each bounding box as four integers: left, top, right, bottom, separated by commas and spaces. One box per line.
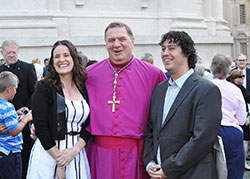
32, 80, 56, 150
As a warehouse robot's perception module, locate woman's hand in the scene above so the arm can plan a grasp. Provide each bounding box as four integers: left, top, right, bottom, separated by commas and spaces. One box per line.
56, 147, 78, 167
56, 138, 86, 167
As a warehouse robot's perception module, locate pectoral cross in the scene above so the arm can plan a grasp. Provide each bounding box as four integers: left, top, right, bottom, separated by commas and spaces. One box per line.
108, 94, 120, 112
107, 58, 134, 113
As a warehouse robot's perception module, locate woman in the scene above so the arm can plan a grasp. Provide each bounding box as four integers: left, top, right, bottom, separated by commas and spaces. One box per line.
230, 69, 250, 171
26, 40, 91, 179
211, 54, 246, 179
31, 57, 44, 81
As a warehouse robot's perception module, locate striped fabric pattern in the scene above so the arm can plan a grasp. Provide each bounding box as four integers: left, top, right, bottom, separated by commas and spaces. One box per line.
0, 98, 23, 155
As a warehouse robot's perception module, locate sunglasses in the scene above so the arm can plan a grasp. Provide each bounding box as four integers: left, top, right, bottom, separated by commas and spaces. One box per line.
237, 75, 245, 78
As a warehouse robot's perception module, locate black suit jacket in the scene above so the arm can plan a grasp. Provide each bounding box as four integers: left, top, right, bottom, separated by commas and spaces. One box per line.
236, 84, 250, 111
0, 60, 37, 109
0, 60, 37, 133
245, 67, 250, 93
143, 73, 222, 179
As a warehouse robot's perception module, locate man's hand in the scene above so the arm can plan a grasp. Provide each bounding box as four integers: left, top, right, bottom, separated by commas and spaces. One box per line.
0, 124, 7, 134
147, 164, 167, 179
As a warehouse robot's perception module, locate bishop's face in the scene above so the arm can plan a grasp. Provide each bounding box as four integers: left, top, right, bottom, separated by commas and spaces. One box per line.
105, 27, 134, 65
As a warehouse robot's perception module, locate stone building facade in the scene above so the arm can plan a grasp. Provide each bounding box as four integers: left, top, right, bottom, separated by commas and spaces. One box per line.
0, 0, 239, 69
224, 0, 250, 62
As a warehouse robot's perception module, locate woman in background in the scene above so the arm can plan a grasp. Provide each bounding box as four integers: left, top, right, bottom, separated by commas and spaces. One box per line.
31, 58, 43, 81
211, 54, 246, 179
230, 69, 250, 171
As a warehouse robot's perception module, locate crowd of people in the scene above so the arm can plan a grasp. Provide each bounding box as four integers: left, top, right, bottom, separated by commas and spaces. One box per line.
0, 21, 249, 179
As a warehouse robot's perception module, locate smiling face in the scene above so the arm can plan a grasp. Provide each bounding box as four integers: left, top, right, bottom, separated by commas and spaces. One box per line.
105, 27, 134, 65
236, 54, 247, 70
161, 40, 189, 80
53, 45, 74, 77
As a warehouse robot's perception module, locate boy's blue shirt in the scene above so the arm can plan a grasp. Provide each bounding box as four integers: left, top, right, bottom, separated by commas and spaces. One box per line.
0, 98, 23, 155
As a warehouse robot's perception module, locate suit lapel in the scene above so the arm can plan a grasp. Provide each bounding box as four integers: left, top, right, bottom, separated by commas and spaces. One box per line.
161, 73, 198, 127
157, 81, 169, 130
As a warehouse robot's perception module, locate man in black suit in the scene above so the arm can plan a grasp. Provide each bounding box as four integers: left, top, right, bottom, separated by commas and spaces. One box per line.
0, 40, 37, 179
235, 54, 250, 92
143, 31, 222, 178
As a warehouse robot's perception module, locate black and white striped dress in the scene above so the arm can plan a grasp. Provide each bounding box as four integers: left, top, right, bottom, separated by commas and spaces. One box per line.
27, 99, 91, 179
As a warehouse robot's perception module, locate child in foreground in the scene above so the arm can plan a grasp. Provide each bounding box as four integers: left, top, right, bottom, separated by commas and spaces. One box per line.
0, 71, 32, 179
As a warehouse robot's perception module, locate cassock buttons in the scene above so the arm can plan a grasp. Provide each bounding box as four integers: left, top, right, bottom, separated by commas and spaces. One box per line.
114, 115, 119, 118
114, 123, 118, 127
117, 91, 120, 95
113, 131, 117, 135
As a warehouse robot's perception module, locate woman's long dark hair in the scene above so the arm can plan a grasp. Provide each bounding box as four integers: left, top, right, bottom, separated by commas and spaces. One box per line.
46, 40, 87, 92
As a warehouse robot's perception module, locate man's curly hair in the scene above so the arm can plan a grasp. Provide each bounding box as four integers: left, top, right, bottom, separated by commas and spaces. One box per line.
159, 31, 197, 69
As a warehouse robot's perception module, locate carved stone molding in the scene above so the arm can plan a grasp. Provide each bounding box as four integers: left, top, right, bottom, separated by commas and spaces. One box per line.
141, 0, 148, 9
75, 0, 85, 7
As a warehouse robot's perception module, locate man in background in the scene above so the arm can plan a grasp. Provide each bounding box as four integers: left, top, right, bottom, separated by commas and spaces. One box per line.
42, 57, 49, 77
141, 52, 154, 65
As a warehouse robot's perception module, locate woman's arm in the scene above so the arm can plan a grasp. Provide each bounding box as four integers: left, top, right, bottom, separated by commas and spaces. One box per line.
32, 80, 56, 150
47, 146, 66, 179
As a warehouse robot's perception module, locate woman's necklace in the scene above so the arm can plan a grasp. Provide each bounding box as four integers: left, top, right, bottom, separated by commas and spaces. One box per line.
107, 57, 134, 112
63, 83, 75, 100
